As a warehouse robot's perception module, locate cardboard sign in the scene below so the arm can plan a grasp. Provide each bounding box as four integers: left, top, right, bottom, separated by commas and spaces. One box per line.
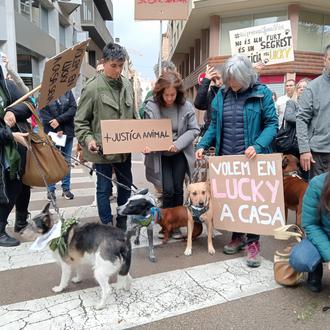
135, 0, 189, 20
229, 20, 294, 65
100, 119, 173, 154
38, 39, 90, 109
209, 154, 285, 236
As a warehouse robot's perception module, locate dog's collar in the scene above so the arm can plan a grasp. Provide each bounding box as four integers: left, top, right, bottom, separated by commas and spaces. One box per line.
284, 170, 302, 179
186, 201, 209, 224
131, 207, 161, 227
49, 217, 79, 256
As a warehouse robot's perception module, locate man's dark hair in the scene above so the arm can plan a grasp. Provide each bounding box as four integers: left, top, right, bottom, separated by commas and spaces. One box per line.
103, 42, 127, 62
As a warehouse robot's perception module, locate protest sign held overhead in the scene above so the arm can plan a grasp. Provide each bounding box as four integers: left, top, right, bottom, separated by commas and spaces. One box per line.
135, 0, 189, 20
209, 154, 285, 236
100, 119, 173, 154
38, 39, 90, 110
229, 20, 294, 65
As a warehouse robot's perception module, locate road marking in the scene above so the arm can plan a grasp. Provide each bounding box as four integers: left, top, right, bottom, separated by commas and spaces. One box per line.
0, 257, 279, 330
0, 224, 220, 271
30, 187, 97, 201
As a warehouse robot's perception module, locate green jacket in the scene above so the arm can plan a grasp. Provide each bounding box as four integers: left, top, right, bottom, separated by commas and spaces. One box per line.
302, 172, 330, 261
75, 74, 135, 163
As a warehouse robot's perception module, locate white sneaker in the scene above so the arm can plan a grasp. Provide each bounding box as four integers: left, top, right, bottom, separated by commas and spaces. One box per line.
172, 228, 183, 239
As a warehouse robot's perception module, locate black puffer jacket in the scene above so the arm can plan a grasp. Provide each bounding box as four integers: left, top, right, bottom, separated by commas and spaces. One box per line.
40, 91, 77, 137
0, 67, 33, 204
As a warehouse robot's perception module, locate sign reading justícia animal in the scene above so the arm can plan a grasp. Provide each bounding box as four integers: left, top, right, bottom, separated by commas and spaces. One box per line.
209, 154, 285, 236
229, 20, 294, 65
100, 119, 173, 154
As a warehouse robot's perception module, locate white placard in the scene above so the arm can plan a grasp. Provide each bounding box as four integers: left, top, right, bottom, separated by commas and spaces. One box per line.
48, 132, 67, 147
229, 20, 294, 65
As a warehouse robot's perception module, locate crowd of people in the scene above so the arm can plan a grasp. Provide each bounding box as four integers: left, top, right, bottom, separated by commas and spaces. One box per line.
1, 42, 330, 293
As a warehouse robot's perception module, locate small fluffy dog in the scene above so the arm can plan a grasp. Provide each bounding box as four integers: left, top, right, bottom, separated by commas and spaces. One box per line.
282, 154, 308, 227
184, 181, 215, 256
27, 203, 132, 310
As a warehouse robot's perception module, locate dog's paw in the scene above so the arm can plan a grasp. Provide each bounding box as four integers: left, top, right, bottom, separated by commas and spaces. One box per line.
52, 285, 64, 293
208, 247, 216, 255
72, 276, 82, 284
184, 248, 192, 256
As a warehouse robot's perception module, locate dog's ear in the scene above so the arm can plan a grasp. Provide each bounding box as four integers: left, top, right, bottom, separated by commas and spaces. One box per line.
42, 202, 51, 214
282, 156, 289, 169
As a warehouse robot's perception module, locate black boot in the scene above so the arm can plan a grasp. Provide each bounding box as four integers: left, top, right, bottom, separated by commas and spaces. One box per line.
14, 211, 29, 233
307, 262, 323, 293
0, 220, 20, 246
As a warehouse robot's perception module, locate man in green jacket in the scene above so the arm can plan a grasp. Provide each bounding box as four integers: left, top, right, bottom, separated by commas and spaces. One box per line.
75, 42, 135, 231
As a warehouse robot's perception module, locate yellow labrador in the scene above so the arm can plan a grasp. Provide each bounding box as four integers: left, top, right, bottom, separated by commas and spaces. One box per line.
184, 181, 215, 256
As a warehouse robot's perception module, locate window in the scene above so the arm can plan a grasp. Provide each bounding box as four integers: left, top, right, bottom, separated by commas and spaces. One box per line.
220, 12, 287, 55
298, 11, 323, 52
59, 24, 66, 48
88, 51, 96, 68
20, 0, 31, 19
253, 11, 287, 26
41, 6, 49, 33
220, 15, 252, 55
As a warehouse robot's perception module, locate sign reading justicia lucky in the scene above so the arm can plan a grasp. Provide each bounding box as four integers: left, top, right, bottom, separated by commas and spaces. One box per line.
229, 20, 294, 65
209, 154, 285, 236
100, 119, 173, 154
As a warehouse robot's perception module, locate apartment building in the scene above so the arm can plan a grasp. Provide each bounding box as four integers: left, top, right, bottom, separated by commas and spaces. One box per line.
0, 0, 113, 92
167, 0, 330, 99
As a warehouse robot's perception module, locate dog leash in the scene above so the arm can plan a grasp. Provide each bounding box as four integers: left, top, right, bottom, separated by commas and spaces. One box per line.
56, 148, 137, 194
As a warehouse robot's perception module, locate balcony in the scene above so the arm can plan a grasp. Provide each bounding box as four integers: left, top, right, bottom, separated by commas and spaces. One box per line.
94, 0, 113, 20
81, 0, 113, 49
58, 0, 82, 15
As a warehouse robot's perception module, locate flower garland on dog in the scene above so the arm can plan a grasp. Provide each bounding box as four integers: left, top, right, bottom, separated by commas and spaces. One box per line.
49, 217, 79, 256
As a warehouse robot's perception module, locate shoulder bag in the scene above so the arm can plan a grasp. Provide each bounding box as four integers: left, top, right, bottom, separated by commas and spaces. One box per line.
273, 224, 304, 286
21, 101, 69, 187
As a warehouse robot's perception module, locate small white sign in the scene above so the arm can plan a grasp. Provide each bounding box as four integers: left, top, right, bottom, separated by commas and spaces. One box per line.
229, 20, 294, 65
48, 132, 67, 147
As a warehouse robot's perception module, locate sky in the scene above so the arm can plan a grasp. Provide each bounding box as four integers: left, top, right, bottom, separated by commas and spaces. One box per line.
109, 0, 167, 80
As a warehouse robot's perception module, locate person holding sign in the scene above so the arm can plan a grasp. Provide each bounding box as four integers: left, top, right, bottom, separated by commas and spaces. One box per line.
0, 66, 34, 247
143, 71, 200, 239
75, 42, 136, 231
195, 55, 278, 267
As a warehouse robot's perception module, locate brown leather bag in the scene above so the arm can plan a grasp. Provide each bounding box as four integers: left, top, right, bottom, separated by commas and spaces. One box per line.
273, 225, 304, 286
22, 102, 69, 187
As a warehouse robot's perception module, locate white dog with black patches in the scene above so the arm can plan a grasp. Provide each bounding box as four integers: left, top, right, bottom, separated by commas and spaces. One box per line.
25, 203, 132, 310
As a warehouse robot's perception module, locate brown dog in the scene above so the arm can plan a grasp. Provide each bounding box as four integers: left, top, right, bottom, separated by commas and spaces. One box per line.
282, 154, 308, 226
159, 206, 202, 242
184, 181, 215, 256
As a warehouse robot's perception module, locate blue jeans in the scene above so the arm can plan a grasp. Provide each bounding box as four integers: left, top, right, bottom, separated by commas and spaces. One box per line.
95, 155, 132, 227
48, 137, 73, 192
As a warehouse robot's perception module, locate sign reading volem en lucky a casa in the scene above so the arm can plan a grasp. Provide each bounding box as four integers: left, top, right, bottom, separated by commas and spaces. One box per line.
100, 119, 173, 154
38, 39, 90, 110
229, 20, 294, 65
209, 154, 285, 236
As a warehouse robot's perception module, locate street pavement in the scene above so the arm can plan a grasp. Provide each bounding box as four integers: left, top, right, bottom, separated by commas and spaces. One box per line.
1, 153, 330, 330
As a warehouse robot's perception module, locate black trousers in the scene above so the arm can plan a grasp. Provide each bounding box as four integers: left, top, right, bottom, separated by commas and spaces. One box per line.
310, 152, 330, 179
161, 152, 187, 208
0, 171, 30, 233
